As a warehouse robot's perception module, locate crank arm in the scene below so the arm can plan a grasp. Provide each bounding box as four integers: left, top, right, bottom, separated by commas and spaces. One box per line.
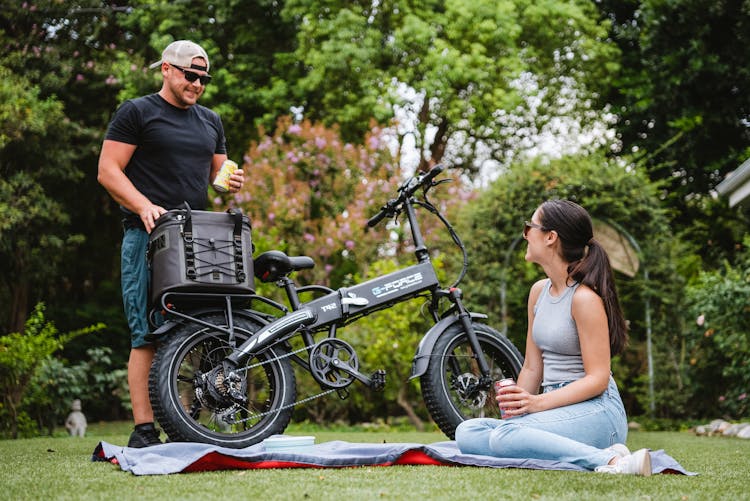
330, 359, 386, 390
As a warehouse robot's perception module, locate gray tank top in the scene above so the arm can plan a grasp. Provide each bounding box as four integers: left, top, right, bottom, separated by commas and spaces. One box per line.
532, 280, 585, 387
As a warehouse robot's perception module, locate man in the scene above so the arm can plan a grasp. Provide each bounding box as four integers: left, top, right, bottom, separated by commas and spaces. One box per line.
98, 40, 244, 447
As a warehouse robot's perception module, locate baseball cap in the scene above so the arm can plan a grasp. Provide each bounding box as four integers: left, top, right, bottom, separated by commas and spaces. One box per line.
149, 40, 210, 71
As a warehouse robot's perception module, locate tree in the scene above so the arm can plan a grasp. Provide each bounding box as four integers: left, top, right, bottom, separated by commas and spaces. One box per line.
596, 0, 750, 264
0, 66, 86, 334
0, 0, 298, 339
0, 1, 130, 333
275, 0, 620, 174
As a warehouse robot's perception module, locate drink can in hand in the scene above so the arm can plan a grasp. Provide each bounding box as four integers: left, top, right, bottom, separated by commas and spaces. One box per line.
494, 378, 516, 419
213, 159, 238, 192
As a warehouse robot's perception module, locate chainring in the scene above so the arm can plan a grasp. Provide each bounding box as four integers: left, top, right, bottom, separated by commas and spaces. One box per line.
309, 338, 359, 389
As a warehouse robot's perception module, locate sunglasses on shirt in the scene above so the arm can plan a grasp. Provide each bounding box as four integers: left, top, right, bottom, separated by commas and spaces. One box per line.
171, 64, 212, 86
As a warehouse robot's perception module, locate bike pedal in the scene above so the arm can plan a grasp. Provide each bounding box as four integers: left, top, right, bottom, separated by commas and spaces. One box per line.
369, 369, 386, 391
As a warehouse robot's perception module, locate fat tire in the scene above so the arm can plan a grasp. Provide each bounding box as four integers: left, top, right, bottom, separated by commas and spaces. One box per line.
149, 314, 296, 448
421, 321, 523, 439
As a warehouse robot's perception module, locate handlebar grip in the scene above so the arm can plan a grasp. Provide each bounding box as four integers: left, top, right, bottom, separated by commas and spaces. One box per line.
367, 209, 389, 228
405, 164, 445, 196
421, 164, 445, 186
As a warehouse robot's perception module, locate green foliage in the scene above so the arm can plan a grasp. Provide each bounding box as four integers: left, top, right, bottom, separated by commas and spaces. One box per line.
0, 303, 104, 438
0, 1, 120, 333
598, 0, 750, 266
23, 347, 129, 435
279, 0, 620, 171
685, 237, 750, 419
220, 116, 405, 289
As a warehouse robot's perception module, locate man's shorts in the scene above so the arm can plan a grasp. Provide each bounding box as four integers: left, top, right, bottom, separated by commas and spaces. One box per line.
121, 227, 151, 348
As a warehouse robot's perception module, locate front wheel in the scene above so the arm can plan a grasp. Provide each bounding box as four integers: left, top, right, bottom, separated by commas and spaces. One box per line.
149, 314, 296, 448
420, 321, 523, 439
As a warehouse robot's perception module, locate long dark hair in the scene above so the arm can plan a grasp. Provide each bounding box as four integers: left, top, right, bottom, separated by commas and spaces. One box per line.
538, 199, 628, 356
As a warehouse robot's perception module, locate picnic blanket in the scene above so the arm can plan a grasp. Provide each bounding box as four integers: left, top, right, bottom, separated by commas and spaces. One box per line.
92, 440, 695, 476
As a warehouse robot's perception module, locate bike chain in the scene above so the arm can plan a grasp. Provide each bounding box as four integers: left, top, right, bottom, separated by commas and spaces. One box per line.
229, 340, 339, 424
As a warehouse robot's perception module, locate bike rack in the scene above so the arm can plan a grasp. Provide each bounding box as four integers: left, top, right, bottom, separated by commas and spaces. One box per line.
157, 291, 287, 339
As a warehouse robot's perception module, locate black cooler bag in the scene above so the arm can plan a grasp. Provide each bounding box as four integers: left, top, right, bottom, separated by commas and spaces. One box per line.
148, 205, 254, 306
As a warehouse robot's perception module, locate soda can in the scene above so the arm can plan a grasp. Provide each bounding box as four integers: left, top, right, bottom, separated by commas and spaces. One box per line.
494, 378, 516, 419
213, 159, 238, 192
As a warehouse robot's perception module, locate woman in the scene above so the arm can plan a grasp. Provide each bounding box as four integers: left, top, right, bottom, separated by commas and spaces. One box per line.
455, 199, 651, 475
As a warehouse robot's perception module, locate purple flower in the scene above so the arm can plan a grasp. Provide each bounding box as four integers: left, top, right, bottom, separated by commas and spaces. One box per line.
739, 393, 747, 401
345, 240, 355, 250
288, 124, 302, 135
303, 233, 315, 243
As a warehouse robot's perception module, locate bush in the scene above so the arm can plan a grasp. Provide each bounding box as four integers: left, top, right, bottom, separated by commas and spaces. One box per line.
0, 303, 104, 438
685, 236, 750, 419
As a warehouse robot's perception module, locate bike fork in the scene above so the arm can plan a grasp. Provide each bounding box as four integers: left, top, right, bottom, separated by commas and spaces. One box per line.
449, 288, 493, 382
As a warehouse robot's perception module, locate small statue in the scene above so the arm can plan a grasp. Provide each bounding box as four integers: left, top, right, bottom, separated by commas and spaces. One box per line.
65, 399, 87, 437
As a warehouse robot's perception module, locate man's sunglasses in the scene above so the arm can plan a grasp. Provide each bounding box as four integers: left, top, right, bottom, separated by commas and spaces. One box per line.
171, 64, 212, 86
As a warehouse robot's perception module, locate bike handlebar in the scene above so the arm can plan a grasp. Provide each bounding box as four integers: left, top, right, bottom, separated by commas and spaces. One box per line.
366, 164, 445, 228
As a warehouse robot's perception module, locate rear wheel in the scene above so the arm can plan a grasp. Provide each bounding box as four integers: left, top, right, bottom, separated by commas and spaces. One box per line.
421, 321, 523, 439
149, 314, 296, 448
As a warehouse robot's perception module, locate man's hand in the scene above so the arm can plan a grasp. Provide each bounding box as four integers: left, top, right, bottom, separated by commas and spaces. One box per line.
139, 203, 167, 233
228, 168, 244, 193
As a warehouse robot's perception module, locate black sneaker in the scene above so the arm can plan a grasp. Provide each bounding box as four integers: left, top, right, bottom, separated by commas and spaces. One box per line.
127, 423, 163, 448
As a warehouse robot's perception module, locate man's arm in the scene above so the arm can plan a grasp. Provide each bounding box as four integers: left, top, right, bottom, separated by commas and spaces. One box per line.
97, 139, 166, 233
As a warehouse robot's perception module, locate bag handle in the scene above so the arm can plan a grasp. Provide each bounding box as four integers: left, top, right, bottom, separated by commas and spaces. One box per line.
181, 202, 196, 279
227, 208, 246, 282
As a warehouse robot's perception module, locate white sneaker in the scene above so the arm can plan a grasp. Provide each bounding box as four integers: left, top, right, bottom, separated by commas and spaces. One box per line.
595, 448, 652, 476
606, 443, 631, 458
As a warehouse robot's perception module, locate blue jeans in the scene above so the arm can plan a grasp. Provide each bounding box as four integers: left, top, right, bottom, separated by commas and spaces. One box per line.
121, 227, 151, 348
455, 377, 628, 470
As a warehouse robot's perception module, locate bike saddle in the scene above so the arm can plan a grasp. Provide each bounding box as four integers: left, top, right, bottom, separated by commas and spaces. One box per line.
254, 250, 315, 282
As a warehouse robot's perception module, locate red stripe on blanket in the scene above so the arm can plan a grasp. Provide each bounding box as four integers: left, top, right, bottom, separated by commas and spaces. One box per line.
181, 450, 449, 472
392, 450, 446, 466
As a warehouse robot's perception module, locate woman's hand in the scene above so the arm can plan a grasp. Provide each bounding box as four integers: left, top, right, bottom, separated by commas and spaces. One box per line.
496, 384, 539, 418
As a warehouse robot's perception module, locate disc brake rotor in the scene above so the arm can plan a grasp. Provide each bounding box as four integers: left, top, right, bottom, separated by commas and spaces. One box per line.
453, 372, 488, 409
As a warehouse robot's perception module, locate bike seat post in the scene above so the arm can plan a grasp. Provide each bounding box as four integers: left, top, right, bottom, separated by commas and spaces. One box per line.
279, 276, 302, 310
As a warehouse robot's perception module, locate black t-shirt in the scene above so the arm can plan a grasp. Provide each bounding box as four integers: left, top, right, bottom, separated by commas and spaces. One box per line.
105, 93, 227, 212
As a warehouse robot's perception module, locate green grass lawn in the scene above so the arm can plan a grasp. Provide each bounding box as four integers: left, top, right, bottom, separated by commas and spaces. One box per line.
0, 422, 748, 500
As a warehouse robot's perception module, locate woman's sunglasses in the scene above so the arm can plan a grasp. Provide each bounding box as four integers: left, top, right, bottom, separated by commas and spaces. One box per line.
171, 64, 212, 86
523, 220, 545, 237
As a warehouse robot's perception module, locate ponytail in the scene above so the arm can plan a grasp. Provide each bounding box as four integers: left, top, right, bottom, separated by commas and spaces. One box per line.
568, 240, 628, 356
